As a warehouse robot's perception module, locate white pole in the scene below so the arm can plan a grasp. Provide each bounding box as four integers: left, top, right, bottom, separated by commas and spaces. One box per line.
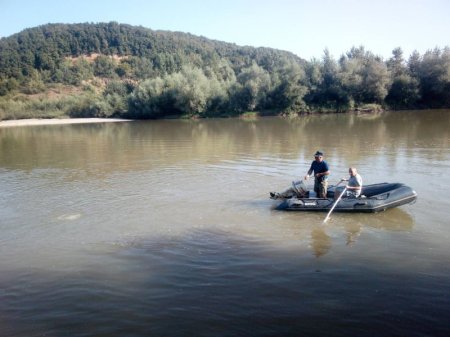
323, 186, 347, 223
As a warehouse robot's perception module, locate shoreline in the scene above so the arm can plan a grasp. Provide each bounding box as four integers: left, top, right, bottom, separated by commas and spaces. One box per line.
0, 118, 132, 128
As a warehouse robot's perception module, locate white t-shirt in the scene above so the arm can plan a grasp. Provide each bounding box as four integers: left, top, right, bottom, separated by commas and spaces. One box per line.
348, 174, 363, 197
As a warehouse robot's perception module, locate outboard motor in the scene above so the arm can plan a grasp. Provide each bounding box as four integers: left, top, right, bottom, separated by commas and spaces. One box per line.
292, 180, 308, 197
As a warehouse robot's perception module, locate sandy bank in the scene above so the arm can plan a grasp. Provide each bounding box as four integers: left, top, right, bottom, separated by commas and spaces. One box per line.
0, 118, 132, 128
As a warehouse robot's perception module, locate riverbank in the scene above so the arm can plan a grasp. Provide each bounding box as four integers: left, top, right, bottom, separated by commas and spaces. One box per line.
0, 118, 132, 128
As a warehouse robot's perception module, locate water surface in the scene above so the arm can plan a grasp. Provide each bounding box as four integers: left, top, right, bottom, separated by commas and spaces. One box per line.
0, 110, 449, 336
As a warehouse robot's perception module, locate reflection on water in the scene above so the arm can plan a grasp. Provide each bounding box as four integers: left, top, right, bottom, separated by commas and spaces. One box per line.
311, 226, 332, 257
308, 208, 414, 257
1, 110, 448, 173
345, 222, 362, 247
0, 110, 449, 336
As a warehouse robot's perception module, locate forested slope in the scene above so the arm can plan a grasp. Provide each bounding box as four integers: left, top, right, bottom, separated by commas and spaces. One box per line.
0, 22, 449, 120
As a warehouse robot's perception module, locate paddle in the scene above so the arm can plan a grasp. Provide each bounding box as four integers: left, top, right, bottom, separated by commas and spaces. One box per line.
323, 186, 347, 223
332, 179, 344, 188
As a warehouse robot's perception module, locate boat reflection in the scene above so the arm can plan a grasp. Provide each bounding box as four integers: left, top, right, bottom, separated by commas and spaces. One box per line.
309, 208, 414, 257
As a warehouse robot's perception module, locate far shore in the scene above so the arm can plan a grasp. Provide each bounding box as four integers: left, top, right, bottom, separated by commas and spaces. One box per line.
0, 118, 133, 128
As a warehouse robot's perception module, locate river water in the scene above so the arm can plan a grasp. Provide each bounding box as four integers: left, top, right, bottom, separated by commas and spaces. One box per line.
0, 110, 449, 336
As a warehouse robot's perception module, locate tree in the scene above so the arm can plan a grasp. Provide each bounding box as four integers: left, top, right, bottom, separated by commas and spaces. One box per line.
169, 66, 211, 115
385, 75, 420, 109
413, 48, 450, 107
21, 69, 46, 94
128, 77, 170, 118
340, 46, 390, 105
0, 77, 19, 96
270, 60, 308, 112
93, 55, 117, 78
386, 48, 420, 109
305, 49, 349, 111
128, 66, 224, 118
121, 57, 155, 79
231, 62, 272, 111
387, 47, 407, 77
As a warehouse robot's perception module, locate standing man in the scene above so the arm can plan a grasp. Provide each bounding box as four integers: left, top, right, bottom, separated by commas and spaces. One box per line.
305, 151, 330, 198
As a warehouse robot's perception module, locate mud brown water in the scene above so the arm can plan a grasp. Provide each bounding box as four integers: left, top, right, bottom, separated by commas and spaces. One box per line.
0, 110, 449, 336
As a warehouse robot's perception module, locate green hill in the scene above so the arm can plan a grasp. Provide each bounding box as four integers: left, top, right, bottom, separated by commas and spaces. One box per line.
0, 22, 449, 120
0, 22, 303, 79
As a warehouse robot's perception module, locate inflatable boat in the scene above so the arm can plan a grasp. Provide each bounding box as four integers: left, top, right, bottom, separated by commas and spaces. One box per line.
272, 182, 417, 213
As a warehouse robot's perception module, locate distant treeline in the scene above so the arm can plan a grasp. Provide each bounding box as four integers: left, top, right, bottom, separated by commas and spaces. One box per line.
0, 22, 449, 120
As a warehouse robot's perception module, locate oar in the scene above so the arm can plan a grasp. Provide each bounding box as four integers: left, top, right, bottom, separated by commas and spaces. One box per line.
323, 186, 347, 223
332, 178, 345, 188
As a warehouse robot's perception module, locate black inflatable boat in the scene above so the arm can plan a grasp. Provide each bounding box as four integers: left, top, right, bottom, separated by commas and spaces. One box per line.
273, 183, 417, 213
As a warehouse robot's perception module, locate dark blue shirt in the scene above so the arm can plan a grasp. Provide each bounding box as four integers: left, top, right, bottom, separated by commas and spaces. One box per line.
309, 160, 329, 179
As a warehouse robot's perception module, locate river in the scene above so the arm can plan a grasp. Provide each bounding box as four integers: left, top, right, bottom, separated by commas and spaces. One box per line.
0, 110, 449, 336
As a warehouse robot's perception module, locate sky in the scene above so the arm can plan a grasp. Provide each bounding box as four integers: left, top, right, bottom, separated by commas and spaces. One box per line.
0, 0, 449, 60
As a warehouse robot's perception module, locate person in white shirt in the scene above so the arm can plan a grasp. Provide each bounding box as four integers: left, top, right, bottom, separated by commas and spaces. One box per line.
341, 167, 363, 198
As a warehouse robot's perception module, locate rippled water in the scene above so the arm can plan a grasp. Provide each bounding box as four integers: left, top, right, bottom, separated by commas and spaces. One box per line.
0, 110, 449, 336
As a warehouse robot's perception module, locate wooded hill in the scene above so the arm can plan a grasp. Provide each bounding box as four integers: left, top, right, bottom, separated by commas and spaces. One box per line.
0, 22, 449, 120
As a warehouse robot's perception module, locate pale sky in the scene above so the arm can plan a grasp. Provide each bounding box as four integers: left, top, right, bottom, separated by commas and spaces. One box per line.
0, 0, 449, 60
